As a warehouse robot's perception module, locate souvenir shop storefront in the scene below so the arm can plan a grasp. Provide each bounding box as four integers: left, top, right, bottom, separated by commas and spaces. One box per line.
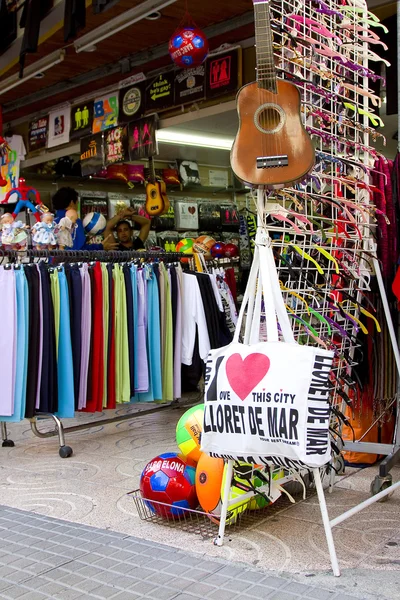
0, 0, 399, 576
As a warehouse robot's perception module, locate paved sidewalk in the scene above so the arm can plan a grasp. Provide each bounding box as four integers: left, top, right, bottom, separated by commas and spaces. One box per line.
0, 505, 359, 600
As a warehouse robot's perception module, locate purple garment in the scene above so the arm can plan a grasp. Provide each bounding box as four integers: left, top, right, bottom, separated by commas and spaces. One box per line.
135, 268, 149, 393
173, 266, 182, 399
0, 268, 16, 416
35, 264, 43, 410
78, 264, 91, 409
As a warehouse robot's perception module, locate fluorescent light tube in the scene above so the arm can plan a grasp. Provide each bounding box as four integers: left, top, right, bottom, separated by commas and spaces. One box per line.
156, 129, 234, 150
74, 0, 177, 53
0, 50, 65, 97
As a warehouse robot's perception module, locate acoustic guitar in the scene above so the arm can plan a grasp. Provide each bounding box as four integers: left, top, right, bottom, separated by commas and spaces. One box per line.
230, 0, 315, 189
145, 156, 169, 216
159, 179, 170, 213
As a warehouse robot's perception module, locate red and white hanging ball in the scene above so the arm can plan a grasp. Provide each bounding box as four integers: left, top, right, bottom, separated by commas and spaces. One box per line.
169, 26, 209, 68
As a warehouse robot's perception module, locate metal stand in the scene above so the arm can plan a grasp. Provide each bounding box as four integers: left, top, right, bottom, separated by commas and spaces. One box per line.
214, 459, 234, 547
1, 422, 14, 448
313, 468, 340, 577
30, 414, 73, 458
343, 249, 400, 495
0, 248, 187, 458
27, 403, 173, 458
215, 463, 400, 576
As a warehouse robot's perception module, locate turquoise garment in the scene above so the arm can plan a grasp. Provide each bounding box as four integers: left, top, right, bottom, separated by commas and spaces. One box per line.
2, 269, 29, 423
137, 266, 162, 402
114, 265, 130, 404
56, 269, 75, 418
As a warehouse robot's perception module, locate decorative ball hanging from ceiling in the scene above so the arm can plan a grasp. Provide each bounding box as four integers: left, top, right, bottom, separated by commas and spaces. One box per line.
169, 25, 209, 68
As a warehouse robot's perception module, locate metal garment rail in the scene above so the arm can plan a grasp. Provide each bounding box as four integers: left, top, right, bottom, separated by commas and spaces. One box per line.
1, 403, 175, 458
3, 249, 190, 262
0, 249, 194, 456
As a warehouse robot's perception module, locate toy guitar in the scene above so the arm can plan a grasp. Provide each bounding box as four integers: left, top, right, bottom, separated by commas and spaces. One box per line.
145, 156, 170, 216
159, 179, 170, 213
230, 0, 315, 189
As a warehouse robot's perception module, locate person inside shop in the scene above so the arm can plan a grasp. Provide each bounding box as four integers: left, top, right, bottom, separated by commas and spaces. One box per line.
103, 207, 151, 251
52, 187, 118, 251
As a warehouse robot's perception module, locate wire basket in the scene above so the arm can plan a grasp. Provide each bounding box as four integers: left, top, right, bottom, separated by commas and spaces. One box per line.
129, 481, 309, 539
129, 490, 220, 538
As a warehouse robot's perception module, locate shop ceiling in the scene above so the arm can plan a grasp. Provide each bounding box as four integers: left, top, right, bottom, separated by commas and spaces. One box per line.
0, 0, 254, 123
0, 0, 395, 125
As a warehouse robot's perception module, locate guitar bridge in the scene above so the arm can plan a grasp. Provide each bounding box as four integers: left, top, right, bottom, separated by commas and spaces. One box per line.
257, 155, 288, 169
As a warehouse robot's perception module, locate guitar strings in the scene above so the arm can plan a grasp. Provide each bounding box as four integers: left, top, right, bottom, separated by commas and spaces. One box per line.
256, 2, 264, 175
265, 0, 281, 182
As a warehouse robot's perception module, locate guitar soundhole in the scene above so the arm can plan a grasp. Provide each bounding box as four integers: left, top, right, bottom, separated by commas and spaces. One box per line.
254, 103, 285, 134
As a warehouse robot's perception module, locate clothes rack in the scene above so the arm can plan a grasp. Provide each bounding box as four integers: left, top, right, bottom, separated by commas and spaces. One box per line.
0, 249, 211, 457
3, 249, 189, 262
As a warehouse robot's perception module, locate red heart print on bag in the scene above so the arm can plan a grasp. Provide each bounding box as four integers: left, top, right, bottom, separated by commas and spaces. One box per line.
226, 353, 270, 400
188, 206, 196, 215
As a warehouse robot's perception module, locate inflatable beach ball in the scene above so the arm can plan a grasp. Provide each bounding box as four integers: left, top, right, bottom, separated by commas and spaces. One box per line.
176, 238, 194, 254
176, 404, 204, 463
210, 241, 226, 258
169, 26, 209, 68
195, 455, 249, 525
193, 235, 216, 254
140, 453, 198, 519
83, 212, 107, 236
223, 242, 239, 258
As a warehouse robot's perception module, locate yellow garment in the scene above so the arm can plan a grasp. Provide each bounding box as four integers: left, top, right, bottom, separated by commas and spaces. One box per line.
113, 265, 130, 403
50, 270, 60, 359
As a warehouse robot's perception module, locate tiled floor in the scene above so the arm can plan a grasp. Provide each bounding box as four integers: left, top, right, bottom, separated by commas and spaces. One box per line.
0, 505, 361, 600
1, 403, 400, 599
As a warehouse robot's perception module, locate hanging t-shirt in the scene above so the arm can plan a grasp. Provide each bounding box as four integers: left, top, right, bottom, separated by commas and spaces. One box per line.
0, 135, 26, 202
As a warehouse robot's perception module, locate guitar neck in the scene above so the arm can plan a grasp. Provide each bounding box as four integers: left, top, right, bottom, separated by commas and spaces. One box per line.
148, 155, 156, 183
253, 0, 277, 94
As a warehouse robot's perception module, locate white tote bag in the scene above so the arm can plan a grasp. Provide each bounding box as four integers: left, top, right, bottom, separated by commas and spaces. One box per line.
201, 239, 334, 469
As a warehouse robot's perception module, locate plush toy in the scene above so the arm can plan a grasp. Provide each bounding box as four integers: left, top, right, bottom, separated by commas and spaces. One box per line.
1, 178, 45, 222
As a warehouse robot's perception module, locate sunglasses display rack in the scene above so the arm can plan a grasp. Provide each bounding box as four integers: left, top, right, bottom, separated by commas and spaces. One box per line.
211, 0, 400, 576
256, 0, 400, 470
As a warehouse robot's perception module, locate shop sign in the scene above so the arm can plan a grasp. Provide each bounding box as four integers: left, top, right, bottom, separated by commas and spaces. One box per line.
209, 169, 229, 187
104, 125, 129, 166
80, 132, 104, 176
174, 65, 205, 104
28, 116, 49, 152
118, 72, 146, 89
92, 92, 119, 133
205, 48, 241, 99
118, 81, 146, 123
47, 104, 71, 148
145, 72, 174, 112
70, 101, 94, 140
0, 135, 26, 202
128, 115, 157, 160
